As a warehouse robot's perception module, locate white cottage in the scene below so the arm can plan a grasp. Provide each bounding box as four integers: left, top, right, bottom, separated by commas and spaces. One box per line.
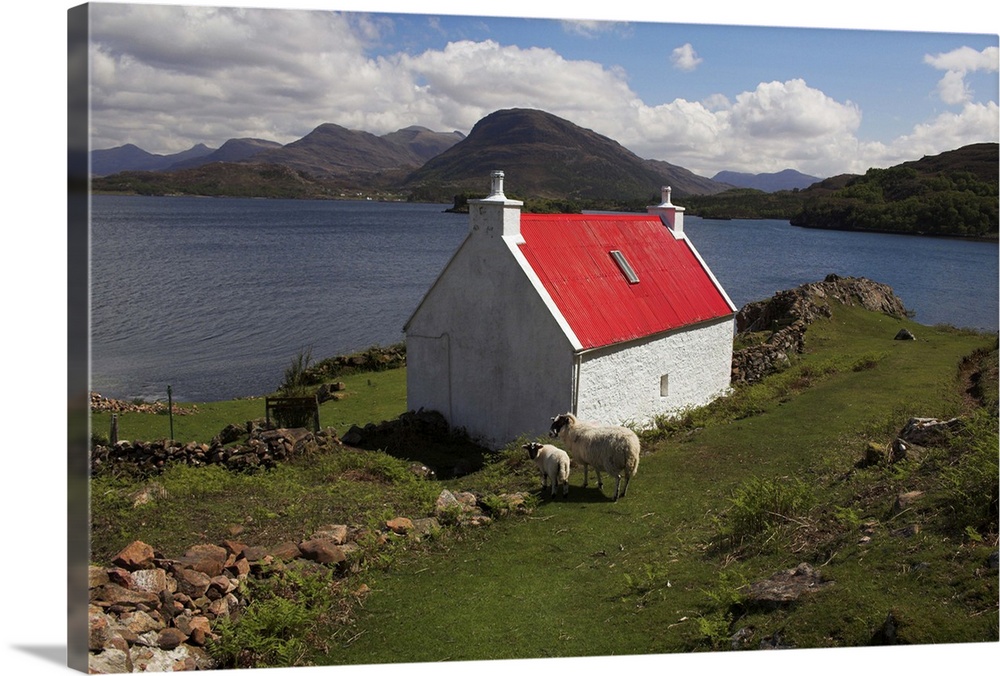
404, 171, 737, 449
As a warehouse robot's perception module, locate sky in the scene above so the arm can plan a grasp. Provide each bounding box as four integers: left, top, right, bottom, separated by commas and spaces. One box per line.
83, 1, 999, 179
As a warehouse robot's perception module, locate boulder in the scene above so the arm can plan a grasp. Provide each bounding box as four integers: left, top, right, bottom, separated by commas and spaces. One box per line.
386, 517, 414, 535
173, 567, 211, 598
156, 627, 188, 650
112, 541, 156, 570
898, 417, 962, 447
298, 539, 347, 566
179, 544, 228, 577
312, 524, 349, 545
742, 562, 833, 604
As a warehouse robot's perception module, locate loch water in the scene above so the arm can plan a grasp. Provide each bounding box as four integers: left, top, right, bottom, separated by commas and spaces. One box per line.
90, 195, 998, 402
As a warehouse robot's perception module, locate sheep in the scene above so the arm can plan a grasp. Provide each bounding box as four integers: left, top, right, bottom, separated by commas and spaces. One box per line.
522, 442, 571, 498
549, 412, 639, 501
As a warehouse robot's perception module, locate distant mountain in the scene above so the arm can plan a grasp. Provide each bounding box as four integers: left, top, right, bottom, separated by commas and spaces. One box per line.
404, 108, 727, 203
91, 143, 215, 176
712, 168, 822, 192
247, 123, 464, 179
91, 109, 729, 205
167, 138, 283, 170
91, 127, 464, 178
382, 126, 466, 164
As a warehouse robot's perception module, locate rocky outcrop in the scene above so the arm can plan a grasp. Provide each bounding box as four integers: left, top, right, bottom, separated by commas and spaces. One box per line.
731, 275, 910, 384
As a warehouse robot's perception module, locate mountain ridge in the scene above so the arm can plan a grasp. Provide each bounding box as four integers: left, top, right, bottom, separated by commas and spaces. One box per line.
712, 168, 821, 192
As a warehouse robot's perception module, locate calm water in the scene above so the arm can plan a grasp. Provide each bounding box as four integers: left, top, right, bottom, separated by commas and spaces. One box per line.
90, 195, 998, 402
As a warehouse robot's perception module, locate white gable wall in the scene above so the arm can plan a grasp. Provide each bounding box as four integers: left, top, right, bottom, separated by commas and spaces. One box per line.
406, 200, 576, 449
575, 314, 734, 428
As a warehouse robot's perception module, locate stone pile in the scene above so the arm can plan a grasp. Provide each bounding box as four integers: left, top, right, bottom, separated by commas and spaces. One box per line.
88, 487, 531, 673
91, 426, 342, 476
91, 392, 199, 416
731, 275, 910, 384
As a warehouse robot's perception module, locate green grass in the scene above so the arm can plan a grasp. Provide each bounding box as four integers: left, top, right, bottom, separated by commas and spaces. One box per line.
91, 367, 408, 446
88, 303, 998, 665
319, 306, 997, 663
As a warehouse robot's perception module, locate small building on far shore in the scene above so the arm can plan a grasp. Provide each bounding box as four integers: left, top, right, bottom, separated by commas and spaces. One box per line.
404, 171, 736, 449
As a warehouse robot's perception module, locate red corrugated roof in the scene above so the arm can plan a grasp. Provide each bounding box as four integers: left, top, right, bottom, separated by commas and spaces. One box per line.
518, 214, 734, 350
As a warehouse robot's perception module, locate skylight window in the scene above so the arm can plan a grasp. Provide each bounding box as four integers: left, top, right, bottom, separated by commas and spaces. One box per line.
609, 250, 639, 284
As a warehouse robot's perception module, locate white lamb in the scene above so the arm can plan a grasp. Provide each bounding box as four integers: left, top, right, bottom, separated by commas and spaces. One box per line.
549, 412, 640, 501
522, 442, 571, 498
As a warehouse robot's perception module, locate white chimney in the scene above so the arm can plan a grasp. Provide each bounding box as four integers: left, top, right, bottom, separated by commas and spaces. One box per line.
469, 170, 523, 239
647, 185, 684, 235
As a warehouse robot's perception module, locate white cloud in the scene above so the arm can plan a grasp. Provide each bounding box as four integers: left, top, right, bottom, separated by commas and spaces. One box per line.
560, 20, 632, 38
670, 43, 703, 71
936, 70, 973, 105
924, 45, 999, 74
924, 45, 999, 105
87, 5, 998, 180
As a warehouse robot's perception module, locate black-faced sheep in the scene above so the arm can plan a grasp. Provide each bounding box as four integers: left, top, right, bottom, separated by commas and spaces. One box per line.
549, 412, 639, 501
523, 442, 571, 498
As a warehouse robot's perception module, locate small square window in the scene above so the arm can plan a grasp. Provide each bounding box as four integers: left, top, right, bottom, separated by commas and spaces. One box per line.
659, 374, 669, 397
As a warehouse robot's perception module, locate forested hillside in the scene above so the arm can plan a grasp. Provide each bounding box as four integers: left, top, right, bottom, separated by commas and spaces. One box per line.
684, 143, 998, 239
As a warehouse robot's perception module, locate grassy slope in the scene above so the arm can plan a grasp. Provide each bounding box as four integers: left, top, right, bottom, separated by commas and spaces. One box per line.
88, 303, 997, 662
91, 367, 408, 446
324, 306, 997, 662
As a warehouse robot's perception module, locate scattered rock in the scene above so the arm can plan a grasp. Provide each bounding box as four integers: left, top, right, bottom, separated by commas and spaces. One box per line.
898, 417, 963, 447
298, 539, 347, 566
871, 611, 903, 645
891, 524, 921, 538
270, 541, 302, 562
386, 517, 414, 535
312, 524, 349, 545
742, 562, 834, 604
892, 490, 925, 515
316, 381, 347, 403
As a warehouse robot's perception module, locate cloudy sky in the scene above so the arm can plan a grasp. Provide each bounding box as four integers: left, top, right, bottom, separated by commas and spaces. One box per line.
84, 0, 998, 179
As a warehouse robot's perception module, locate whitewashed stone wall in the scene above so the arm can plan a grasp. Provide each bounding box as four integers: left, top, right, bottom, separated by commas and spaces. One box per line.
576, 314, 734, 427
406, 196, 574, 449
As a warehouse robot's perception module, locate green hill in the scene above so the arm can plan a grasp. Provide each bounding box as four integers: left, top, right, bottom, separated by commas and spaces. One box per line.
683, 143, 998, 239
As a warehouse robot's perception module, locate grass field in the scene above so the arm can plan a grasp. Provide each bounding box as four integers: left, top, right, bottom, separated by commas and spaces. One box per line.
88, 302, 998, 667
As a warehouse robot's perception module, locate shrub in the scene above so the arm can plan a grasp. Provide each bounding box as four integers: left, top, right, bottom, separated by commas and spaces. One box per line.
280, 348, 314, 397
938, 410, 999, 537
209, 566, 345, 669
715, 476, 815, 548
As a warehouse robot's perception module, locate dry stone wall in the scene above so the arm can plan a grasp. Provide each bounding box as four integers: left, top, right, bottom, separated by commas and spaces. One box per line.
91, 425, 341, 476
